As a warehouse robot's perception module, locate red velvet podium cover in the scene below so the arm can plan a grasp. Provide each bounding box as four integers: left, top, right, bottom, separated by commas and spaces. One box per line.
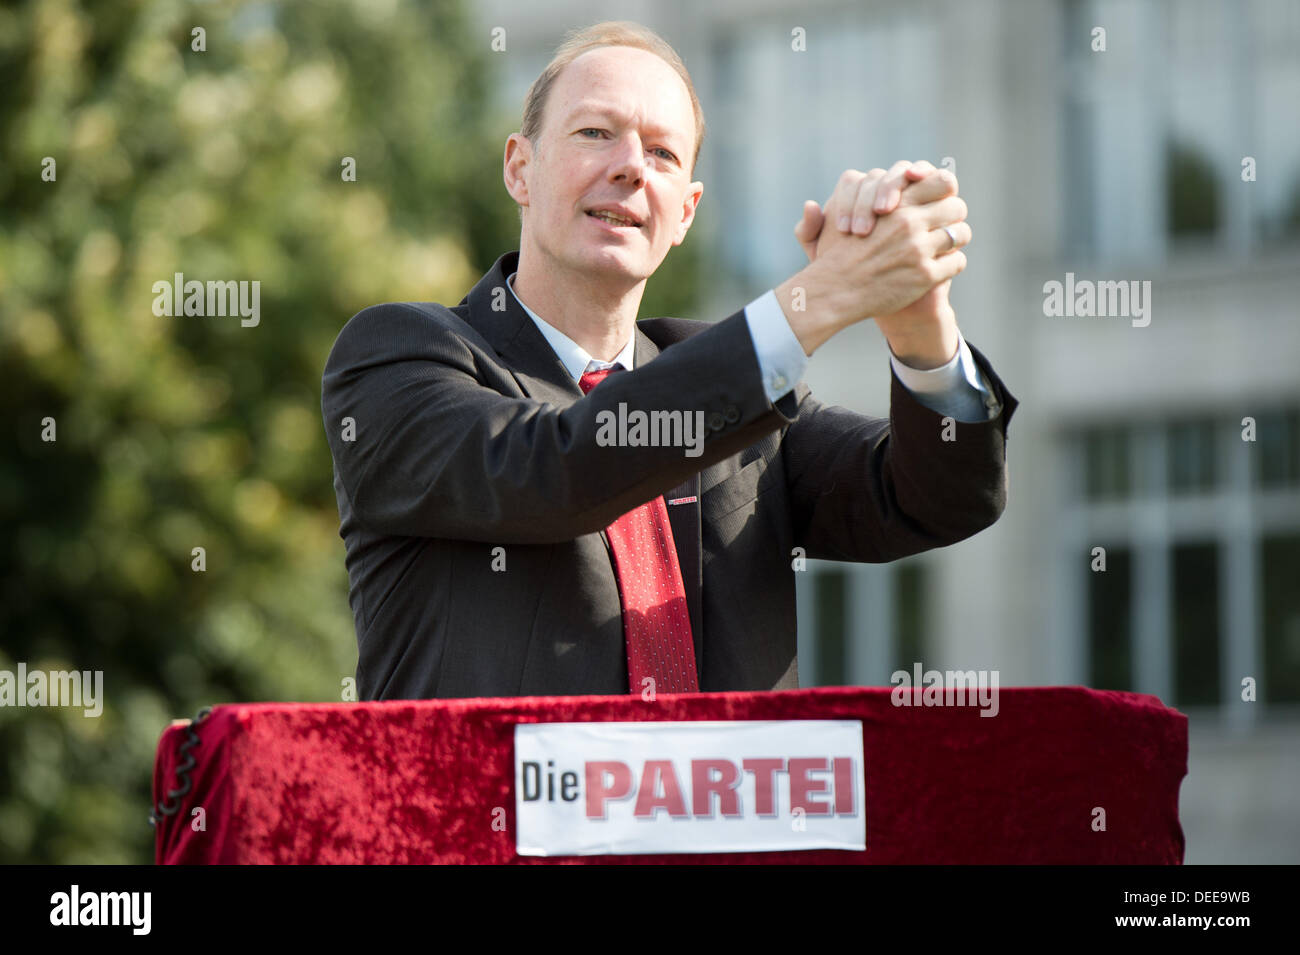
151, 686, 1187, 864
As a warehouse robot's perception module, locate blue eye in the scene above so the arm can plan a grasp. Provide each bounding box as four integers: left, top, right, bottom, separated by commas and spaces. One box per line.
579, 129, 676, 163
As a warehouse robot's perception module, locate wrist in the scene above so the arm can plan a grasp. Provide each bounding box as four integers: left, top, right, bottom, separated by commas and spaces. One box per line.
881, 314, 959, 370
775, 262, 855, 356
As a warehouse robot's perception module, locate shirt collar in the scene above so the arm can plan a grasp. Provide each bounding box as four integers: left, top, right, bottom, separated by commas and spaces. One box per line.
507, 271, 636, 382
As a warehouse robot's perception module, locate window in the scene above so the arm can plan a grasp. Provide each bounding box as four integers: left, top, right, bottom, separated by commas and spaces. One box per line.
1172, 542, 1221, 705
799, 560, 931, 687
1088, 547, 1133, 691
1165, 140, 1221, 238
1168, 417, 1218, 493
892, 562, 927, 674
1069, 407, 1300, 717
1061, 0, 1300, 258
1256, 409, 1300, 488
1083, 425, 1130, 500
811, 569, 848, 686
1261, 533, 1300, 703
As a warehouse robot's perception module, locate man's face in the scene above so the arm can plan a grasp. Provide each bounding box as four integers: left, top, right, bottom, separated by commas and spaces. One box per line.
506, 46, 703, 286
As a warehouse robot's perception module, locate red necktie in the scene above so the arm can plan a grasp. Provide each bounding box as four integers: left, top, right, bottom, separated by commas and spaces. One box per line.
580, 365, 700, 694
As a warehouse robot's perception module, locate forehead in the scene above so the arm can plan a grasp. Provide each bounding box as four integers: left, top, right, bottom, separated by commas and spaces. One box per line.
549, 46, 695, 145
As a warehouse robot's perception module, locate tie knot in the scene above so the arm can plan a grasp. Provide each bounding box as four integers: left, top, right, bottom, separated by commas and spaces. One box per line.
579, 364, 623, 395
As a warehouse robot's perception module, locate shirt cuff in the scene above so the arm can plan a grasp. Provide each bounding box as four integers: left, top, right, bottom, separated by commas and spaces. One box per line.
889, 331, 1001, 422
744, 289, 809, 402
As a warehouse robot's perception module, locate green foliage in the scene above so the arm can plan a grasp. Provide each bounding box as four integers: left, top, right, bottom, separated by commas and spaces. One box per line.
0, 0, 551, 864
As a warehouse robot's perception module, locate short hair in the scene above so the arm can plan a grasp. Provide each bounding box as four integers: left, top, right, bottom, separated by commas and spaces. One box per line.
519, 21, 706, 177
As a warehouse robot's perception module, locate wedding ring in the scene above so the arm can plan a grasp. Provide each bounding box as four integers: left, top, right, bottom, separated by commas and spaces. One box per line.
942, 225, 959, 251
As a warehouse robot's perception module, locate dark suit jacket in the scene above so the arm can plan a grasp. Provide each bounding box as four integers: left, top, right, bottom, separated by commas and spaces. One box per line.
321, 250, 1019, 699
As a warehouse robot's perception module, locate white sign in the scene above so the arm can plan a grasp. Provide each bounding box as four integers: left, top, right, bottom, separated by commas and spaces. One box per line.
514, 720, 865, 857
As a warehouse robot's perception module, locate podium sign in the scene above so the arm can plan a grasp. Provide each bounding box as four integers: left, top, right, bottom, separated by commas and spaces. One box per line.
514, 720, 866, 856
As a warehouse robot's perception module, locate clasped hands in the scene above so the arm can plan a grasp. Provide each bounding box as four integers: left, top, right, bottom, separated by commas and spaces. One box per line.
788, 160, 970, 368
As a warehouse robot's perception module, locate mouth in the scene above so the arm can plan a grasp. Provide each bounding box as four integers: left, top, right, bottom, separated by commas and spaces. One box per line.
585, 209, 643, 229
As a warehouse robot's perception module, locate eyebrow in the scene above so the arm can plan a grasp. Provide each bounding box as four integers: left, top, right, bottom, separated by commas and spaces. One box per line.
563, 103, 687, 153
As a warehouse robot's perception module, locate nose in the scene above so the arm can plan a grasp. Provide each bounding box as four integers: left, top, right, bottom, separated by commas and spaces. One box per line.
607, 133, 646, 186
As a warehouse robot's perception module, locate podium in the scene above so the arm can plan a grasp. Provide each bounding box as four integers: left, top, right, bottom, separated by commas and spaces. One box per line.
151, 686, 1187, 864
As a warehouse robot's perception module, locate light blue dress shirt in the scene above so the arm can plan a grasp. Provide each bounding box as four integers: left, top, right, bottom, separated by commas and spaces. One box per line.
506, 273, 999, 423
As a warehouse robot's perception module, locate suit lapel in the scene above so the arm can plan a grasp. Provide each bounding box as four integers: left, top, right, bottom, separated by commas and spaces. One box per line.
663, 471, 704, 668
462, 251, 583, 406
464, 251, 707, 671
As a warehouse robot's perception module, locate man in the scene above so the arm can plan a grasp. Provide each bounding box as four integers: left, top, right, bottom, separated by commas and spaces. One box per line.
321, 21, 1018, 701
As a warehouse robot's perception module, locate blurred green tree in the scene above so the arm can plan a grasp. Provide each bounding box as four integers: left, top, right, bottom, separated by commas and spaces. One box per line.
0, 0, 702, 864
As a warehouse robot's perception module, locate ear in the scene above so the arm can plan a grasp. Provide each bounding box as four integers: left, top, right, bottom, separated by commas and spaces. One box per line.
670, 180, 704, 247
503, 133, 532, 208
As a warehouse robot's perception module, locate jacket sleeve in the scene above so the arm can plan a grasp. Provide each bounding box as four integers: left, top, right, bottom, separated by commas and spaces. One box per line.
782, 339, 1019, 563
321, 301, 800, 544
